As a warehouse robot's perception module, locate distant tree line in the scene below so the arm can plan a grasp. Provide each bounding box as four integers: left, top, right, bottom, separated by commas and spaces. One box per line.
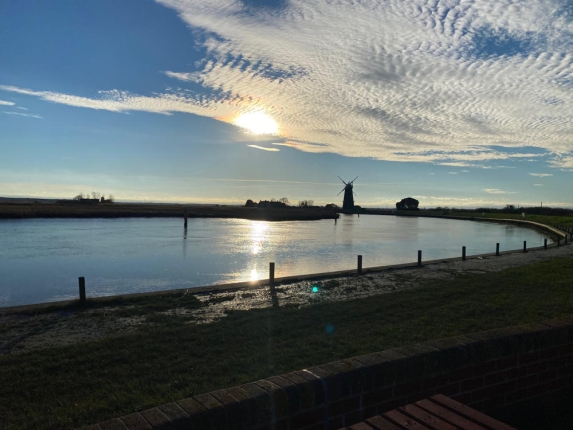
396, 197, 419, 211
244, 198, 340, 210
72, 192, 114, 203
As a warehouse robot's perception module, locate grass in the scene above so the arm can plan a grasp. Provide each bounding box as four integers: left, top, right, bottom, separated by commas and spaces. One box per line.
17, 292, 204, 318
1, 256, 573, 429
448, 211, 573, 229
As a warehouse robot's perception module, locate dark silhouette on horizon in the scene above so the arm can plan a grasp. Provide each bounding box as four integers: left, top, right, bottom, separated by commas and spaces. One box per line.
396, 197, 419, 211
337, 176, 358, 210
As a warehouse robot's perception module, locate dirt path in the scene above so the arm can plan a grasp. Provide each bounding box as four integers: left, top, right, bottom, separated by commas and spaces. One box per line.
1, 244, 572, 355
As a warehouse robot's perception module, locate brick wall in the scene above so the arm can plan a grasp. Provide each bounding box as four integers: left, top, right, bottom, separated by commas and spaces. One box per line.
84, 317, 573, 430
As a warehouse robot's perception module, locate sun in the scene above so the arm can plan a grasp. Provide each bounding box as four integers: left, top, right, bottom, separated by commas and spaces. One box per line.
235, 110, 278, 135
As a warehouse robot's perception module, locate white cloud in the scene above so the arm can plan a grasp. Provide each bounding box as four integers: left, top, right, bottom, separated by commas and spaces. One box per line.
548, 155, 573, 170
247, 145, 280, 152
534, 184, 544, 186
483, 188, 515, 194
164, 71, 197, 82
3, 0, 573, 167
529, 173, 553, 177
0, 99, 15, 106
3, 111, 42, 119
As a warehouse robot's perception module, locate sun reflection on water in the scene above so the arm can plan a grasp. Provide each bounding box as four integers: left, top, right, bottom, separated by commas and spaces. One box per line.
250, 268, 259, 281
250, 221, 269, 255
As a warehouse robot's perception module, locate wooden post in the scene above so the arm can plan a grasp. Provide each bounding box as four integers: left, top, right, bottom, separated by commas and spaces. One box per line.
544, 238, 547, 249
417, 250, 422, 267
78, 277, 86, 302
269, 262, 275, 290
558, 238, 561, 247
357, 255, 362, 275
523, 241, 527, 252
496, 243, 500, 256
462, 246, 466, 261
184, 207, 188, 229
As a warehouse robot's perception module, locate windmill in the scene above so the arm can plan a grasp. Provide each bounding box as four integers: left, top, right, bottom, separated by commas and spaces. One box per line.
337, 176, 358, 210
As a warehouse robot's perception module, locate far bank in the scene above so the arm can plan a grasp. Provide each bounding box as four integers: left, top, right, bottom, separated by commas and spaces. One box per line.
0, 201, 338, 221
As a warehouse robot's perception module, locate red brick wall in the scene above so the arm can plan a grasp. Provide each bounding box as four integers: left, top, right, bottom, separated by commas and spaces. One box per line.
84, 318, 573, 430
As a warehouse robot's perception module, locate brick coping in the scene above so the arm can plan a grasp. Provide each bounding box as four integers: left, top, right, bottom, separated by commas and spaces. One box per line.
81, 316, 573, 429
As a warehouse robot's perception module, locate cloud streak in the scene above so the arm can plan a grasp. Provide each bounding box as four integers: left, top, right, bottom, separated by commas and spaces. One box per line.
0, 99, 15, 106
3, 111, 42, 119
247, 145, 280, 151
483, 188, 514, 194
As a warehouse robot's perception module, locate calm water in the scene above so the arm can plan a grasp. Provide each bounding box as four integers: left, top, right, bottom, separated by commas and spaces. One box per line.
0, 215, 552, 307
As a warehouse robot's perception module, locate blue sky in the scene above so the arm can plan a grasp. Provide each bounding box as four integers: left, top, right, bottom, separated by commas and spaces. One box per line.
1, 0, 572, 208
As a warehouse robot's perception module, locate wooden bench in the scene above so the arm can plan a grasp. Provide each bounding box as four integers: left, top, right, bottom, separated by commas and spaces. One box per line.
342, 394, 517, 430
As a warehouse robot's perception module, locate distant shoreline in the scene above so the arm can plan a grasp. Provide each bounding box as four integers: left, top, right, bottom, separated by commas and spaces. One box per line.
0, 201, 338, 222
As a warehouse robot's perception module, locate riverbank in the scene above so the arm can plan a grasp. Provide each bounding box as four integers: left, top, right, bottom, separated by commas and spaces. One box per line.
0, 201, 338, 221
1, 244, 573, 429
2, 242, 572, 355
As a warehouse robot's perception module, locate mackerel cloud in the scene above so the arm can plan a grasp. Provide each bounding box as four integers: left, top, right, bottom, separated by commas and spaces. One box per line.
4, 0, 573, 167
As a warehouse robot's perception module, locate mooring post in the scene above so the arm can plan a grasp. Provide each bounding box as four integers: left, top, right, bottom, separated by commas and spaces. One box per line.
78, 277, 86, 302
523, 241, 527, 252
496, 243, 500, 256
357, 255, 362, 275
462, 246, 466, 261
417, 250, 422, 267
184, 207, 188, 229
544, 238, 548, 249
269, 262, 275, 291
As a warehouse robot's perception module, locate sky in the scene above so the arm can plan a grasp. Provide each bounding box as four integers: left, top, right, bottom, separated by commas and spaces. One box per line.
1, 0, 572, 208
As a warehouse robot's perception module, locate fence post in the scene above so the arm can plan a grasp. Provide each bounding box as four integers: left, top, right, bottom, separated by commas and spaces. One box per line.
544, 239, 547, 249
496, 243, 500, 256
269, 262, 275, 290
78, 277, 86, 302
357, 255, 363, 275
417, 250, 422, 267
462, 246, 466, 261
523, 241, 527, 252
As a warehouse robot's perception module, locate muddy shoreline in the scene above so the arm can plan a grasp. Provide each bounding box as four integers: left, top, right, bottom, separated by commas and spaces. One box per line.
1, 243, 572, 356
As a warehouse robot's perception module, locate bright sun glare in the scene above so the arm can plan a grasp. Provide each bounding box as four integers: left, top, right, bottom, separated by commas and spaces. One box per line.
235, 111, 278, 135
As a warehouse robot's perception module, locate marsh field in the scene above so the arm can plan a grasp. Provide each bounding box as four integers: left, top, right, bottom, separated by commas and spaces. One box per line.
0, 201, 337, 221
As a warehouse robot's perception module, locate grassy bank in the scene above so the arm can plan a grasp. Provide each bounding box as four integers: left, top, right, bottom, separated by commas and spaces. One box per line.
448, 211, 573, 229
1, 256, 573, 429
404, 210, 573, 230
0, 202, 337, 221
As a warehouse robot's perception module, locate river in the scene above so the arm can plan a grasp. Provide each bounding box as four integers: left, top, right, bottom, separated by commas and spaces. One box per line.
0, 215, 552, 307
